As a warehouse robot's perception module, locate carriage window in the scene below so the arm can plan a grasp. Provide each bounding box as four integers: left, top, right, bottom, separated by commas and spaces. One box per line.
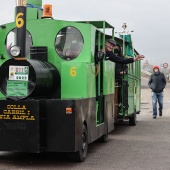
5, 28, 33, 58
55, 26, 84, 60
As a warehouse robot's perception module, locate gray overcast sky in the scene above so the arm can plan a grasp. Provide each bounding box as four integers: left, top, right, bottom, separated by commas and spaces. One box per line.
0, 0, 170, 66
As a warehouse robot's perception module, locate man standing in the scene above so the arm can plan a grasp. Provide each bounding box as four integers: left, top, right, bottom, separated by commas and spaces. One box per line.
114, 44, 128, 110
148, 65, 166, 119
114, 44, 128, 81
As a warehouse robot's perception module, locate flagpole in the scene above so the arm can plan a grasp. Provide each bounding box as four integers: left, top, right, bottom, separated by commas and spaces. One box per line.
122, 23, 127, 56
115, 23, 134, 57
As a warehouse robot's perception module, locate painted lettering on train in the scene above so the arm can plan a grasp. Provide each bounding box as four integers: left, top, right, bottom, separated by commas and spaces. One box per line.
0, 105, 35, 120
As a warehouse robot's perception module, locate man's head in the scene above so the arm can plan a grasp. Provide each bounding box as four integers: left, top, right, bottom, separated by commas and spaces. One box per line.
153, 65, 160, 73
105, 39, 116, 52
114, 44, 122, 56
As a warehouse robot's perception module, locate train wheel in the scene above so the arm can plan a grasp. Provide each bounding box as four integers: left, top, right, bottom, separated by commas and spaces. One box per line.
69, 125, 88, 162
129, 110, 137, 126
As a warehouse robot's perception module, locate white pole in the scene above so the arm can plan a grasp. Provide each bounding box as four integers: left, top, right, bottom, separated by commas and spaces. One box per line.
123, 32, 125, 56
122, 23, 127, 56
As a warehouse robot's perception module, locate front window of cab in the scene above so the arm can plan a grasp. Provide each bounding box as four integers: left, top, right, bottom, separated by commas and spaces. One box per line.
5, 28, 32, 58
55, 26, 84, 60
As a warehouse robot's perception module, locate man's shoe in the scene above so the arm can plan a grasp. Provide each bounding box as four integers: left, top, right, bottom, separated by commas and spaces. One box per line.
159, 110, 162, 117
153, 115, 156, 119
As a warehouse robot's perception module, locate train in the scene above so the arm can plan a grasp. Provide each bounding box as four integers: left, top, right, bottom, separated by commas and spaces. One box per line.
0, 0, 141, 162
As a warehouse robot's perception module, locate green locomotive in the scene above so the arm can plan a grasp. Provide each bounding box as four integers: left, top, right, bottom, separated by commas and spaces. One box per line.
0, 0, 141, 162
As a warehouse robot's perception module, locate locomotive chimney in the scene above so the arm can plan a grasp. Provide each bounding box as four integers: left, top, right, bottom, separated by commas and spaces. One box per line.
15, 0, 27, 58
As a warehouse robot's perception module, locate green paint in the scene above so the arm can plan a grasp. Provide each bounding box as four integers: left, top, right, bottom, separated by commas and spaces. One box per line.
103, 60, 115, 95
27, 0, 42, 7
61, 62, 95, 99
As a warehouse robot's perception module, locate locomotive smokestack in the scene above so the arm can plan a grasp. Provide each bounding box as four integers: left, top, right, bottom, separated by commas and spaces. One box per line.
15, 0, 27, 58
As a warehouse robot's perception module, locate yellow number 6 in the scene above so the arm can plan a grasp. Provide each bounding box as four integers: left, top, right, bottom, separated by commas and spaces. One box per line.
16, 12, 24, 28
70, 66, 76, 77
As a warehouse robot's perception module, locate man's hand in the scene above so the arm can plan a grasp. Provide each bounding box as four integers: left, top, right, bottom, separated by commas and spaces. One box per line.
101, 49, 106, 54
134, 55, 145, 61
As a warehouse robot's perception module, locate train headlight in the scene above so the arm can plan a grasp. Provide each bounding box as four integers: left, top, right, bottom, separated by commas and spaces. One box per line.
10, 46, 21, 57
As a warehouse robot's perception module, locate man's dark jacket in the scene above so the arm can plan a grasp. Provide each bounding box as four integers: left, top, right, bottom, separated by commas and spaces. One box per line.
105, 51, 134, 64
115, 56, 128, 80
148, 72, 166, 93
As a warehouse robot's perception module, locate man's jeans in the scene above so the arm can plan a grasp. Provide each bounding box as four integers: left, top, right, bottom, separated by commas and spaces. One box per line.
152, 92, 163, 116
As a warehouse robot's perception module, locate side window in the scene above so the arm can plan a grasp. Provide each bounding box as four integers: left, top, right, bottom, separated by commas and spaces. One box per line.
55, 26, 84, 60
5, 28, 33, 58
